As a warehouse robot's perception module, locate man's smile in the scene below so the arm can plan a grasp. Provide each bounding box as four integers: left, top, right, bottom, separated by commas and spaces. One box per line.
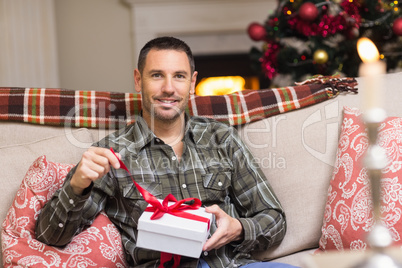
155, 97, 180, 107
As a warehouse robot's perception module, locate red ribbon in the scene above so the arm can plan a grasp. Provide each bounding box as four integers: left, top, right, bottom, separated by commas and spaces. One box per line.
110, 148, 210, 267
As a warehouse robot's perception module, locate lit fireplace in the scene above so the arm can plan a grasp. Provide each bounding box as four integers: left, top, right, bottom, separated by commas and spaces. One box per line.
194, 53, 261, 96
196, 76, 246, 96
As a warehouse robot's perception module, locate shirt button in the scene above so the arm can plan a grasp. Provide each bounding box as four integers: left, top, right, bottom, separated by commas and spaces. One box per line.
156, 138, 160, 143
218, 181, 223, 187
58, 223, 64, 228
69, 199, 74, 205
203, 251, 208, 256
172, 156, 177, 161
182, 184, 187, 189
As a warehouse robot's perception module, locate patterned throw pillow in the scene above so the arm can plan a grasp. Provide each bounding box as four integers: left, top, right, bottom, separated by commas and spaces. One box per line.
1, 155, 128, 267
319, 106, 402, 251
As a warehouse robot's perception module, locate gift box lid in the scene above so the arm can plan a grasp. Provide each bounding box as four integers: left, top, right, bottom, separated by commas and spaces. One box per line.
138, 202, 212, 241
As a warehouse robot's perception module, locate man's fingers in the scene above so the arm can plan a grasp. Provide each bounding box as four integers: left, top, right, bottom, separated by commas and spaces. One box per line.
83, 155, 109, 177
71, 147, 122, 195
77, 162, 105, 181
205, 204, 221, 216
203, 204, 244, 251
203, 228, 223, 251
88, 147, 121, 169
203, 205, 225, 251
79, 147, 121, 180
110, 152, 122, 169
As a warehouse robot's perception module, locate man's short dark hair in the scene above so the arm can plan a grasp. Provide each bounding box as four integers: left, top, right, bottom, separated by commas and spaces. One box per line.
137, 36, 195, 75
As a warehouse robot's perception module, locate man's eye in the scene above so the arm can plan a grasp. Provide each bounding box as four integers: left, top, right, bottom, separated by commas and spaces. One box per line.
152, 73, 162, 78
176, 74, 185, 79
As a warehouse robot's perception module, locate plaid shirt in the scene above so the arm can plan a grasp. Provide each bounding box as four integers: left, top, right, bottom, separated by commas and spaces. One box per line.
36, 115, 286, 267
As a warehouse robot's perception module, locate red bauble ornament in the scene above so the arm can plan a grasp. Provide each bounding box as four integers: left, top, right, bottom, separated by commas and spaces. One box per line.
393, 17, 402, 36
299, 2, 319, 21
346, 27, 359, 39
247, 22, 266, 41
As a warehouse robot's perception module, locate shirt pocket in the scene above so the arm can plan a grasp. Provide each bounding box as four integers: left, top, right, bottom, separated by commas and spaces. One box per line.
116, 181, 163, 225
202, 170, 232, 203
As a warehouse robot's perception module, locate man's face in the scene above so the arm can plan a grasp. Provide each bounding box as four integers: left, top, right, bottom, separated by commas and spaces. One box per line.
134, 49, 197, 125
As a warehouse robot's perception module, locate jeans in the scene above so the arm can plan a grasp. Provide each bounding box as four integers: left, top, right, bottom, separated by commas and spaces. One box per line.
197, 258, 300, 268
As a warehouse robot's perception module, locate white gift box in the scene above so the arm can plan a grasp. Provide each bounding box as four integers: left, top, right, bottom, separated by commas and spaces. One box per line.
137, 201, 213, 258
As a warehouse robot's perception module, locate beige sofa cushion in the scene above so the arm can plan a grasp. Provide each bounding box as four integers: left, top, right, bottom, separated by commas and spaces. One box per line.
0, 124, 93, 224
0, 122, 91, 146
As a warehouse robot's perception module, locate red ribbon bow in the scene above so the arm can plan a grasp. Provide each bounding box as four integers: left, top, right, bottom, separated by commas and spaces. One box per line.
110, 148, 210, 268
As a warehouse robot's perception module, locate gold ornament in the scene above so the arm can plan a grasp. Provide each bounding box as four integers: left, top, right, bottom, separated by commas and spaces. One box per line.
313, 49, 328, 64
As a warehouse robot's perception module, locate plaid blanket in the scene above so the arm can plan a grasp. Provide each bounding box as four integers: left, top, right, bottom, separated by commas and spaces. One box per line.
0, 76, 357, 128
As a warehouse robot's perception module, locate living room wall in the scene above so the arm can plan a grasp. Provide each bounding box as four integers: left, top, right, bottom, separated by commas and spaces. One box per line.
55, 0, 134, 92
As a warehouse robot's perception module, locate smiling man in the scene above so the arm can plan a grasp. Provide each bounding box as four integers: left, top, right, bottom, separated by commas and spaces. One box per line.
36, 37, 296, 268
134, 46, 197, 160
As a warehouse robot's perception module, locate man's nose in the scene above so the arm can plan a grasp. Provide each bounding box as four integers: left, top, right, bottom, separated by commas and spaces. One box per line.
162, 77, 175, 94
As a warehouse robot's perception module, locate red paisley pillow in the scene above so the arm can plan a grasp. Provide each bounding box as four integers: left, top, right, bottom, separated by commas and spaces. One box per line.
1, 155, 128, 267
319, 106, 402, 251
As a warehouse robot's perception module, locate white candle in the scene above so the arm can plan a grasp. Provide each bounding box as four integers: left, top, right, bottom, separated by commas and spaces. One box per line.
357, 38, 386, 111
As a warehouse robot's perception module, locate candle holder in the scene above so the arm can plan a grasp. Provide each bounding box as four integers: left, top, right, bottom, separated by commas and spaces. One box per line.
352, 108, 402, 268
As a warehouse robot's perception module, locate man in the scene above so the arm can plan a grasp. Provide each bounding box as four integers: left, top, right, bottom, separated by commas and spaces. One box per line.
36, 37, 294, 268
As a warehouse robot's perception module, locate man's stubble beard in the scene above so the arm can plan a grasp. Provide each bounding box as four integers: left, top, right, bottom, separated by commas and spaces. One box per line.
142, 92, 190, 124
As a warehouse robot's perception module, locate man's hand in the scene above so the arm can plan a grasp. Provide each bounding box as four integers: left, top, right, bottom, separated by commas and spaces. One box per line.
203, 204, 244, 251
70, 147, 121, 195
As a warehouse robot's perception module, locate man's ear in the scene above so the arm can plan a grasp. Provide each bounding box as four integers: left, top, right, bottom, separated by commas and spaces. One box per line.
134, 69, 142, 93
190, 71, 198, 95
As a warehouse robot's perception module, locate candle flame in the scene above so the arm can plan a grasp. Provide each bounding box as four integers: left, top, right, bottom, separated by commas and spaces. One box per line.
357, 37, 380, 63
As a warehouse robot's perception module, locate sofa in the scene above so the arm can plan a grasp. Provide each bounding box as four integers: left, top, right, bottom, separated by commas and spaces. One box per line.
1, 72, 402, 267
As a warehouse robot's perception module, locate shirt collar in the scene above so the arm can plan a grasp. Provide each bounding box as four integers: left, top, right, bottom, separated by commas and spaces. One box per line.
125, 114, 155, 156
185, 115, 215, 146
130, 112, 202, 151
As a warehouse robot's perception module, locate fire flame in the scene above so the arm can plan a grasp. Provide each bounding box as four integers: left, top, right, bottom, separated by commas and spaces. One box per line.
195, 76, 245, 96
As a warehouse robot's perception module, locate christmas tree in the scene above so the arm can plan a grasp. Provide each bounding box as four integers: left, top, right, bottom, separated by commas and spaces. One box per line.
248, 0, 402, 87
